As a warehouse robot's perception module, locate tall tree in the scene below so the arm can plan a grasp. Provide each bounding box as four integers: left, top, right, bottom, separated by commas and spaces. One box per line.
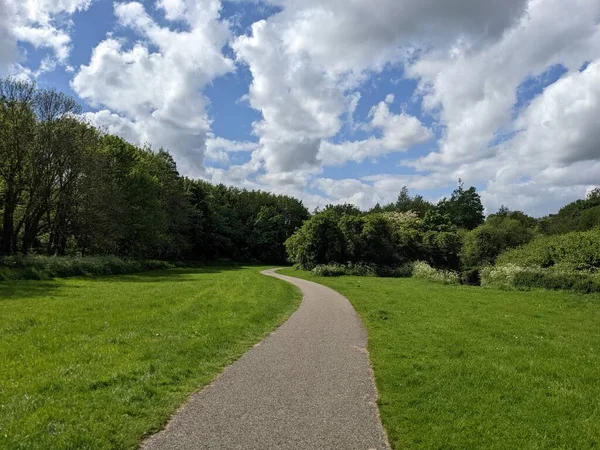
0, 78, 37, 253
438, 180, 484, 230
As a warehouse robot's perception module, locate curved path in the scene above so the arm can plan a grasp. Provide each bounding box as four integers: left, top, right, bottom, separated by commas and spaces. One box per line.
142, 269, 389, 450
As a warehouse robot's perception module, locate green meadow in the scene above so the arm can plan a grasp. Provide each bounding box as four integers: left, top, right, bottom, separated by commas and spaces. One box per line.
280, 269, 600, 449
0, 267, 300, 450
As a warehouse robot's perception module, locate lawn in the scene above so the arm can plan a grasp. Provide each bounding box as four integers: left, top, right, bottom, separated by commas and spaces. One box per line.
279, 268, 600, 449
0, 266, 301, 450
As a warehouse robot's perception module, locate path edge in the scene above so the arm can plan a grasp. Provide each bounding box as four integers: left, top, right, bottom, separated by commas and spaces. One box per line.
267, 267, 392, 450
138, 268, 305, 449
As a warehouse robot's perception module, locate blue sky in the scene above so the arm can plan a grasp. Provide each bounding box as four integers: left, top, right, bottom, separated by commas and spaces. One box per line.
1, 0, 599, 215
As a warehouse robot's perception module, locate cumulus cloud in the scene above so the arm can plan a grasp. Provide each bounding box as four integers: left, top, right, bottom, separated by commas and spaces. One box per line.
230, 0, 528, 186
0, 0, 17, 73
406, 0, 600, 171
72, 0, 234, 175
0, 0, 94, 73
204, 137, 260, 166
9, 0, 599, 216
318, 100, 432, 166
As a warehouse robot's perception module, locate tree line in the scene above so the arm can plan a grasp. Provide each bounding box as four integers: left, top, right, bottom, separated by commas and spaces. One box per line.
0, 78, 308, 263
286, 180, 600, 282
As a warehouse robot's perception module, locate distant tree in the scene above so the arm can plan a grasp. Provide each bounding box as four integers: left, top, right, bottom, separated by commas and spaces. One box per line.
422, 210, 456, 232
394, 186, 434, 217
461, 214, 537, 268
438, 180, 484, 230
538, 187, 600, 235
285, 211, 344, 269
323, 203, 362, 218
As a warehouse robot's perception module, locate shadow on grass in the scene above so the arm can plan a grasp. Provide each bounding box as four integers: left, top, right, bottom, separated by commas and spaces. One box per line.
89, 265, 250, 283
0, 265, 264, 297
0, 280, 63, 301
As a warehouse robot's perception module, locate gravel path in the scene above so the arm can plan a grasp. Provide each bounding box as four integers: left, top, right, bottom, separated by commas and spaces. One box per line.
141, 268, 389, 450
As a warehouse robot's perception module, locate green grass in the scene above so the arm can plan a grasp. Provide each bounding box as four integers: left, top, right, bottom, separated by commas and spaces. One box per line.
0, 266, 300, 449
279, 268, 600, 449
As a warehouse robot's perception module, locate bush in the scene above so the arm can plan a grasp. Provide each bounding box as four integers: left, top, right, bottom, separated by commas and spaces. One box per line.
285, 212, 345, 270
0, 255, 174, 280
311, 263, 349, 277
412, 261, 460, 284
311, 262, 413, 278
461, 216, 536, 268
481, 264, 600, 294
496, 229, 600, 272
480, 264, 526, 289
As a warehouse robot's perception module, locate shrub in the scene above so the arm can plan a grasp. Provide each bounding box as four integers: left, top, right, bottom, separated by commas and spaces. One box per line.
0, 255, 174, 280
496, 229, 600, 272
481, 264, 600, 294
460, 268, 481, 286
311, 264, 348, 277
461, 216, 536, 269
480, 264, 526, 289
311, 262, 414, 278
284, 211, 345, 270
412, 261, 460, 284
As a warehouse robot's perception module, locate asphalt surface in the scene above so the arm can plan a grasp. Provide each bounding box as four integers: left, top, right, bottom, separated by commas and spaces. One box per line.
141, 268, 390, 450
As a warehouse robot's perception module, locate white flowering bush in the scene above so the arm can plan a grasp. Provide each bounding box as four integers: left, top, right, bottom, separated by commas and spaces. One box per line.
480, 263, 526, 288
412, 261, 460, 284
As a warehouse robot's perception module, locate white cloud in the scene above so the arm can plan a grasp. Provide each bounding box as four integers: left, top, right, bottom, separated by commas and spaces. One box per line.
204, 137, 259, 165
7, 0, 599, 217
0, 0, 95, 73
72, 0, 234, 175
318, 100, 432, 166
227, 0, 530, 203
477, 61, 600, 215
406, 0, 600, 169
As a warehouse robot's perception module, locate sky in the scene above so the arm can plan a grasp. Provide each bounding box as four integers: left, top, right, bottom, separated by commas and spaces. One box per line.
1, 0, 599, 216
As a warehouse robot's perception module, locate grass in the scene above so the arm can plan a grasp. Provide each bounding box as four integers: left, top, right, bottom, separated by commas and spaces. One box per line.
279, 268, 600, 449
0, 266, 301, 450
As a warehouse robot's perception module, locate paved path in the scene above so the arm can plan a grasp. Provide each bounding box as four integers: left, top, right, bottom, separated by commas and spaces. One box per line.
142, 269, 389, 450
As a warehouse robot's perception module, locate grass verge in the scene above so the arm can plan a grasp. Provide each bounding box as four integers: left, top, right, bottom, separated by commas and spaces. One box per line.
0, 266, 300, 449
279, 268, 600, 449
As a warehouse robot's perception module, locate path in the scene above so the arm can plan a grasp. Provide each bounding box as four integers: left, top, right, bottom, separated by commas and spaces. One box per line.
142, 268, 389, 450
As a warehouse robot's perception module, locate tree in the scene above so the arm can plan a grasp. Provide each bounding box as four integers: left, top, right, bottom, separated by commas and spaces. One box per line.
0, 78, 37, 253
284, 211, 345, 269
394, 186, 434, 217
438, 180, 484, 230
461, 214, 537, 268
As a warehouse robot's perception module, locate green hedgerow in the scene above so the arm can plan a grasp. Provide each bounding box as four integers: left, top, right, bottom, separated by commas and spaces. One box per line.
0, 255, 174, 280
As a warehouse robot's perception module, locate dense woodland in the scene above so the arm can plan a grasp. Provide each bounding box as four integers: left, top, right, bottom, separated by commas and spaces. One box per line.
0, 78, 308, 264
1, 77, 599, 291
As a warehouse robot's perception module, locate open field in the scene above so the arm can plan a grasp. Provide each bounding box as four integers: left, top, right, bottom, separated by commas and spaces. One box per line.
279, 269, 600, 449
0, 266, 301, 450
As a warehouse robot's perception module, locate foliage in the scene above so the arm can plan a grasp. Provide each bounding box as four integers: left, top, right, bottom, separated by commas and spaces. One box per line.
538, 188, 600, 235
286, 208, 464, 271
481, 263, 600, 294
437, 180, 485, 230
0, 255, 174, 280
0, 77, 308, 264
0, 267, 301, 449
412, 261, 460, 284
280, 268, 600, 450
461, 212, 537, 268
496, 229, 600, 272
284, 211, 345, 269
310, 262, 413, 278
392, 186, 434, 217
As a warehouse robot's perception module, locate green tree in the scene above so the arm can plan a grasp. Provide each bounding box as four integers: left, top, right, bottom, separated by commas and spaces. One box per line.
461, 213, 537, 268
438, 180, 484, 230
